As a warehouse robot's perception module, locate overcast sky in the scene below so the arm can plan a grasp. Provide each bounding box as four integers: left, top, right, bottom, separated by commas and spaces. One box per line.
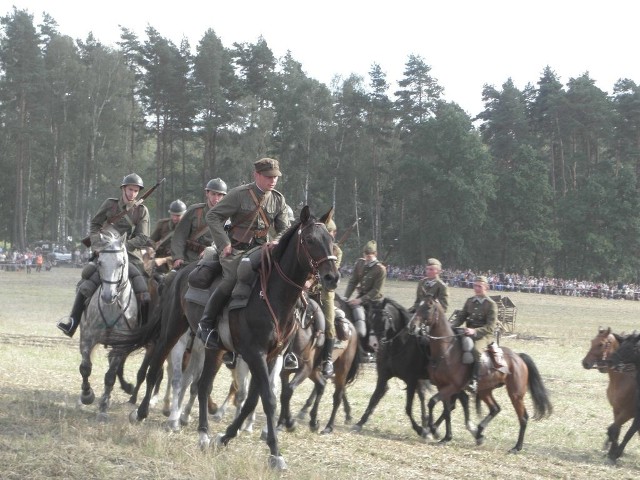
4, 0, 639, 118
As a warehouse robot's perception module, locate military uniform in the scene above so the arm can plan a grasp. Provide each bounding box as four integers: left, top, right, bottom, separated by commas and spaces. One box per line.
171, 203, 213, 265
412, 276, 449, 312
197, 158, 289, 349
344, 257, 386, 305
150, 217, 177, 258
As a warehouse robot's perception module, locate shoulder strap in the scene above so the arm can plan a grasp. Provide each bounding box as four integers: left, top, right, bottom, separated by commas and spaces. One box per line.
249, 189, 271, 229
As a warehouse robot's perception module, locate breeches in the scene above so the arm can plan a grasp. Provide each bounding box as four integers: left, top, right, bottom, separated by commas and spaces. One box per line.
320, 288, 336, 338
217, 251, 243, 296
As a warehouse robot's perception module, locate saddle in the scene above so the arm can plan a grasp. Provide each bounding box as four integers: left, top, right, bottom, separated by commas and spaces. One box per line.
481, 343, 509, 374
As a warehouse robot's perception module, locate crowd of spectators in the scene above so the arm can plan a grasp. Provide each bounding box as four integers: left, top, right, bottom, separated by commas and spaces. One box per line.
342, 262, 640, 301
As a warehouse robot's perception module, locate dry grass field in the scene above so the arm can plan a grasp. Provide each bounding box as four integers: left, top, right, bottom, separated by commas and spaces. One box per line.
1, 266, 639, 479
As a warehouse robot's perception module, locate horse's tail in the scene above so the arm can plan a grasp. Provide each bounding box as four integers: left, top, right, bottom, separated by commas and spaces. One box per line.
107, 303, 163, 355
519, 352, 553, 420
345, 343, 363, 387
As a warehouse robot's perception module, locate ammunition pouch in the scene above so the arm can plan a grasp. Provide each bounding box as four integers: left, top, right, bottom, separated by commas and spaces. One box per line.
457, 329, 475, 364
335, 309, 351, 342
352, 305, 367, 338
185, 239, 206, 254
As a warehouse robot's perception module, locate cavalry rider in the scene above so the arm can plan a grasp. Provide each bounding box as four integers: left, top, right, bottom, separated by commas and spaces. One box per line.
343, 240, 386, 347
149, 199, 187, 273
450, 275, 497, 393
409, 257, 449, 313
171, 178, 227, 270
57, 173, 152, 337
197, 158, 290, 349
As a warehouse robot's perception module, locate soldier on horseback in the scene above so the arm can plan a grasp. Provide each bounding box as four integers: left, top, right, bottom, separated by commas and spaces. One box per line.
343, 240, 386, 349
149, 199, 187, 273
196, 158, 290, 350
409, 257, 449, 312
57, 173, 152, 337
450, 275, 497, 393
171, 178, 227, 270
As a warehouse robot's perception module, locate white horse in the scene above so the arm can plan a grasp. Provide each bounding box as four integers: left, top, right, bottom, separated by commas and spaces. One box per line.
78, 229, 138, 421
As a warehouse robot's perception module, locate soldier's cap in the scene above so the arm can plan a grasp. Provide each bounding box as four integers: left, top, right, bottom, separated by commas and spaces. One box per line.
426, 258, 442, 268
475, 275, 488, 284
363, 240, 377, 254
254, 158, 282, 177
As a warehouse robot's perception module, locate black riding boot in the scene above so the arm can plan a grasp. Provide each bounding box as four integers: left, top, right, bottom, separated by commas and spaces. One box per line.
197, 288, 230, 349
469, 360, 480, 393
136, 292, 151, 325
321, 338, 335, 378
57, 291, 87, 338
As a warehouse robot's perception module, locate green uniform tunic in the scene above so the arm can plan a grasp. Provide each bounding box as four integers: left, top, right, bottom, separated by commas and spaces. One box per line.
451, 295, 497, 351
412, 277, 449, 312
344, 258, 386, 306
171, 203, 212, 265
150, 217, 177, 258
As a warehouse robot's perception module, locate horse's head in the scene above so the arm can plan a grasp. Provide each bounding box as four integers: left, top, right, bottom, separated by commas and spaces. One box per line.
581, 326, 619, 371
608, 331, 640, 372
95, 231, 128, 304
295, 206, 340, 291
409, 296, 444, 337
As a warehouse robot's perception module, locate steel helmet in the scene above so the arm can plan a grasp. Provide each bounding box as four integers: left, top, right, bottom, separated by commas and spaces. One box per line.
121, 173, 144, 189
205, 178, 227, 194
168, 199, 187, 215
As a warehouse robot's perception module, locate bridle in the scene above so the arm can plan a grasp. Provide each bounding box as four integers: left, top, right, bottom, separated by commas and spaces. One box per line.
259, 220, 337, 350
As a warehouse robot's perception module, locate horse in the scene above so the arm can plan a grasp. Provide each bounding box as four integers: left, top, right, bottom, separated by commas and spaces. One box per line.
606, 331, 640, 462
196, 206, 339, 469
109, 206, 339, 469
277, 296, 361, 434
410, 297, 552, 452
350, 296, 455, 438
78, 229, 138, 421
581, 327, 637, 455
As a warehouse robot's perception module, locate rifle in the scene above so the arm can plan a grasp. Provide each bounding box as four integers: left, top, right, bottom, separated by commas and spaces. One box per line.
81, 178, 166, 247
336, 218, 360, 247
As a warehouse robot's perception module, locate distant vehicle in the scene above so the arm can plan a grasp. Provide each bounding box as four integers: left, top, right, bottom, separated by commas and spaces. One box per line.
48, 250, 72, 265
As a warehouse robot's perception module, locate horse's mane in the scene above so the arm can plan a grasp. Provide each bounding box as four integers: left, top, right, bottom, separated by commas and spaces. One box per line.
270, 218, 305, 260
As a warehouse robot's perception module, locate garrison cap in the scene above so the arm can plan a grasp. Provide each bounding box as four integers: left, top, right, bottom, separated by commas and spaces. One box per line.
426, 258, 442, 268
254, 158, 282, 177
475, 275, 488, 284
363, 240, 377, 254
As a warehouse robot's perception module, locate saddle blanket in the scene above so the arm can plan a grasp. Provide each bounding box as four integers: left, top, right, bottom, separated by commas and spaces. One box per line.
184, 286, 212, 307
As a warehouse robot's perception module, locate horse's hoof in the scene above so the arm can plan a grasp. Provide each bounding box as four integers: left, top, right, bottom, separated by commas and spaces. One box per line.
268, 455, 288, 471
309, 421, 319, 432
420, 428, 431, 440
351, 424, 363, 433
215, 433, 228, 447
127, 396, 137, 405
344, 417, 352, 425
128, 409, 140, 424
180, 415, 190, 426
260, 430, 268, 441
96, 412, 108, 423
81, 390, 95, 405
437, 438, 451, 446
320, 427, 333, 435
164, 420, 180, 433
296, 410, 307, 420
476, 436, 485, 446
466, 422, 478, 435
162, 408, 171, 417
508, 446, 520, 454
198, 433, 211, 451
208, 402, 218, 415
212, 413, 223, 422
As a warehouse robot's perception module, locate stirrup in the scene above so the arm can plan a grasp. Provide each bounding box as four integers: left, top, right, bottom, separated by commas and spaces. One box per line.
197, 325, 219, 350
56, 317, 75, 338
467, 379, 478, 394
222, 351, 236, 368
321, 360, 334, 378
284, 353, 298, 370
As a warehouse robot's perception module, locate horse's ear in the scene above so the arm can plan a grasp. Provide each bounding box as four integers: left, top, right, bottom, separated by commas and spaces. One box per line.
319, 206, 334, 226
300, 205, 311, 224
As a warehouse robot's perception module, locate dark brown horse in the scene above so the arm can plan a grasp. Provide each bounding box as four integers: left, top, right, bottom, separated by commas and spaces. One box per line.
411, 297, 552, 452
278, 296, 361, 434
607, 331, 640, 462
581, 327, 637, 455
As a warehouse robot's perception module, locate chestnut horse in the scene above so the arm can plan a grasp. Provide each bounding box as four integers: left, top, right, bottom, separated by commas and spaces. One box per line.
607, 331, 640, 463
581, 327, 637, 456
411, 297, 552, 452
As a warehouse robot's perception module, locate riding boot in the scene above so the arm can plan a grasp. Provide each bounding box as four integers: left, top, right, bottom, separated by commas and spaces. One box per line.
197, 288, 230, 349
57, 291, 87, 338
468, 360, 480, 393
321, 338, 335, 378
136, 292, 151, 326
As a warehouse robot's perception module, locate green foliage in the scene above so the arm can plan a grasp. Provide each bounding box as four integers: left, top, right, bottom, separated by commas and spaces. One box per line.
2, 8, 640, 281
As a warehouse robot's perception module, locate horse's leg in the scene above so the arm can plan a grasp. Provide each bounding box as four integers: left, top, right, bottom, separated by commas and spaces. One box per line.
608, 416, 640, 462
296, 389, 316, 421
166, 336, 188, 432
116, 352, 134, 395
352, 373, 390, 432
404, 380, 429, 438
475, 391, 504, 448
79, 338, 95, 405
342, 392, 353, 424
279, 362, 313, 431
149, 356, 165, 408
180, 340, 205, 425
97, 351, 122, 421
261, 355, 282, 438
308, 377, 327, 432
197, 346, 224, 448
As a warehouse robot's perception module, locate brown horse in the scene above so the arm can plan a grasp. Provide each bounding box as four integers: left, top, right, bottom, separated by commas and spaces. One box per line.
278, 296, 361, 434
581, 327, 637, 454
411, 297, 552, 452
607, 331, 640, 462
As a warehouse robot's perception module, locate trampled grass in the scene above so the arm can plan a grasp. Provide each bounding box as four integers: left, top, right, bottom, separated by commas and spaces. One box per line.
1, 267, 639, 479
